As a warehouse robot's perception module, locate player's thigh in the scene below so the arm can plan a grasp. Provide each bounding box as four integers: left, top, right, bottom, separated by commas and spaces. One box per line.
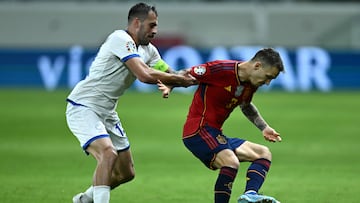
235, 141, 272, 162
104, 115, 134, 174
86, 137, 116, 161
213, 149, 240, 169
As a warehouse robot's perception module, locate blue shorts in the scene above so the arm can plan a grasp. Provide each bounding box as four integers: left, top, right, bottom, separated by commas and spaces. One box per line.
183, 125, 245, 170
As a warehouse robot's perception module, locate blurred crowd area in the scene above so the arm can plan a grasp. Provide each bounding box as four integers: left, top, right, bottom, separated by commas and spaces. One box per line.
0, 0, 359, 49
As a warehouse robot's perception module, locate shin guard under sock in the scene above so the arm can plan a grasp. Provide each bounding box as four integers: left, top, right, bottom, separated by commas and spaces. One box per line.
214, 166, 238, 203
245, 158, 271, 193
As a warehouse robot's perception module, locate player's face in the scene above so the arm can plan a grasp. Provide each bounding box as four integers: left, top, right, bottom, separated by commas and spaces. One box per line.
250, 63, 279, 87
137, 11, 158, 46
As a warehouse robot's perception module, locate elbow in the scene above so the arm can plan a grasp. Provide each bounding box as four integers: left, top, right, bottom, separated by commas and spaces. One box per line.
240, 102, 250, 110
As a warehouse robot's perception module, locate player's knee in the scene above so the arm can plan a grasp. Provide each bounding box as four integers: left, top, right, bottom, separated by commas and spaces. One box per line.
226, 159, 240, 169
258, 145, 272, 161
214, 149, 240, 169
102, 146, 118, 162
89, 144, 118, 163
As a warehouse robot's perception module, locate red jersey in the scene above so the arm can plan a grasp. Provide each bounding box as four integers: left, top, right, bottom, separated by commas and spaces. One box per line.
183, 60, 258, 138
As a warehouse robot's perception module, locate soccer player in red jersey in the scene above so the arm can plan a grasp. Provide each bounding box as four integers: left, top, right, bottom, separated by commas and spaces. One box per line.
158, 48, 285, 203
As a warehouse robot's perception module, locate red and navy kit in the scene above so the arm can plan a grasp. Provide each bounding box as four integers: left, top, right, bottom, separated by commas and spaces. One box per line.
183, 60, 258, 138
182, 60, 258, 169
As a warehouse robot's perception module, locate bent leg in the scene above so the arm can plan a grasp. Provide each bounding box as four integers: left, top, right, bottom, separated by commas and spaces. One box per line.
212, 149, 240, 203
235, 141, 271, 162
110, 149, 135, 189
87, 137, 118, 186
235, 141, 272, 194
86, 137, 118, 203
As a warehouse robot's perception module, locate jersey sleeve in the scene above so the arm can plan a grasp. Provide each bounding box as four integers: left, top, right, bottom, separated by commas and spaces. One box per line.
189, 60, 238, 84
189, 64, 212, 83
107, 31, 140, 62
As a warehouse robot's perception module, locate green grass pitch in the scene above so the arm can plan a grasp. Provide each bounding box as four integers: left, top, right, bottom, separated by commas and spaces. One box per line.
0, 89, 359, 203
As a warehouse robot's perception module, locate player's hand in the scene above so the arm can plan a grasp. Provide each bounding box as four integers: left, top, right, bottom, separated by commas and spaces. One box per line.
157, 79, 172, 98
178, 69, 198, 87
262, 126, 282, 142
177, 69, 191, 76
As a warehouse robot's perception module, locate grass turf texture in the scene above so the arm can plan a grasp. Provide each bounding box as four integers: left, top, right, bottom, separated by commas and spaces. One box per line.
0, 89, 359, 203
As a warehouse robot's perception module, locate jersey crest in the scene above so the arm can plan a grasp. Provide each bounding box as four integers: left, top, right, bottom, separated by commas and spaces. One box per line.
216, 134, 227, 144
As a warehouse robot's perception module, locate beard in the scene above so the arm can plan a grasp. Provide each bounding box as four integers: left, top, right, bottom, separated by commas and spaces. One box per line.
137, 25, 154, 46
138, 37, 151, 46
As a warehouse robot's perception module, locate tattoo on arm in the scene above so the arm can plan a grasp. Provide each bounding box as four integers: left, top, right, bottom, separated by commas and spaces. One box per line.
241, 102, 268, 131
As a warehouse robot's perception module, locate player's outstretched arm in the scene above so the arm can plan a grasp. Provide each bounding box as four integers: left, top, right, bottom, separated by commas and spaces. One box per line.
125, 58, 196, 87
157, 68, 197, 98
240, 102, 282, 142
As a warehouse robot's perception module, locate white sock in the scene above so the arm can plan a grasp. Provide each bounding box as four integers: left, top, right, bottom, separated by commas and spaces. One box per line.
93, 185, 110, 203
82, 186, 94, 201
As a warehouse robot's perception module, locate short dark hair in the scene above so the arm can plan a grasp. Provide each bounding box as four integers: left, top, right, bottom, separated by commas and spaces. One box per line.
251, 48, 285, 72
128, 2, 158, 23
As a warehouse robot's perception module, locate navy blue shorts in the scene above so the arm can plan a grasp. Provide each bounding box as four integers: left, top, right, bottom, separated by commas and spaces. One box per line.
183, 125, 245, 170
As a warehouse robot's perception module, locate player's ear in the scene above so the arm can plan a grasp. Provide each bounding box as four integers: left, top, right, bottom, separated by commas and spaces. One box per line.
134, 17, 141, 28
254, 61, 262, 70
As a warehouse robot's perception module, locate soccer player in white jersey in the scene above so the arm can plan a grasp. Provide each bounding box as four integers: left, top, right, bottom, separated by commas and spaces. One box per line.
66, 3, 196, 203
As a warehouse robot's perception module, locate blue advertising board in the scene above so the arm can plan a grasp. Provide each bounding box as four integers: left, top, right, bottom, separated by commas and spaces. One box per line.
0, 45, 359, 92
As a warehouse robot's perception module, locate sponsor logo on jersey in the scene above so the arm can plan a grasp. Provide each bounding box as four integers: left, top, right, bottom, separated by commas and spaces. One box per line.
194, 66, 206, 76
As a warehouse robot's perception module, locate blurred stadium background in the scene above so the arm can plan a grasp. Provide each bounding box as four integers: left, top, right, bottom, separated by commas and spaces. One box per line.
1, 0, 360, 49
1, 0, 360, 203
